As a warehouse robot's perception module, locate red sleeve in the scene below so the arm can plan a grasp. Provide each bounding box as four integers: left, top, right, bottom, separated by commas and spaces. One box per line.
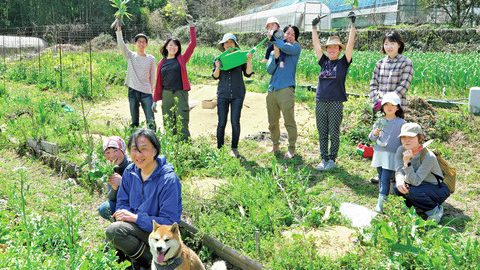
153, 60, 164, 101
182, 26, 197, 63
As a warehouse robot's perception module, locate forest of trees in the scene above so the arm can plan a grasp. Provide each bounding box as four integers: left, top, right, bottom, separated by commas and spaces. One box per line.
0, 0, 271, 29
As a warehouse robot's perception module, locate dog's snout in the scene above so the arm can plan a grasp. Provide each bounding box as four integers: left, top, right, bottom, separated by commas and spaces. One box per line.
156, 246, 163, 252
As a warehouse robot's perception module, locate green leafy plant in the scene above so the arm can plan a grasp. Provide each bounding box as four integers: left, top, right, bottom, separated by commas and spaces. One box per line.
110, 0, 132, 29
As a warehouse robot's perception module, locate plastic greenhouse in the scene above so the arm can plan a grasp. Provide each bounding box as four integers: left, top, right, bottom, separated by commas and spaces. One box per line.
217, 0, 332, 32
218, 0, 431, 32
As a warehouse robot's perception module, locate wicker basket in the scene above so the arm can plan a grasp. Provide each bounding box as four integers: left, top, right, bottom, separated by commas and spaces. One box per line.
202, 99, 217, 109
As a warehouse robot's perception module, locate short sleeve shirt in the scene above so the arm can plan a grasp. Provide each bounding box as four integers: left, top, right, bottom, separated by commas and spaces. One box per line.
316, 54, 351, 102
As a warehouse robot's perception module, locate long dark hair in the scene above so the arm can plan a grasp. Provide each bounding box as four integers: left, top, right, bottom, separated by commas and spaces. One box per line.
160, 38, 182, 58
284, 25, 300, 41
381, 31, 405, 54
128, 128, 161, 159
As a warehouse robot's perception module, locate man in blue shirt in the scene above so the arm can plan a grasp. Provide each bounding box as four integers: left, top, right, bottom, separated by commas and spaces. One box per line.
266, 25, 301, 159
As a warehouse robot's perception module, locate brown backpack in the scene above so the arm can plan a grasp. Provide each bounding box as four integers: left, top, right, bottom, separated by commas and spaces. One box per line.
419, 149, 456, 193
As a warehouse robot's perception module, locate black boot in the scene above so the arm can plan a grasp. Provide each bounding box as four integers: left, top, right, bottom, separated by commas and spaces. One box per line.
129, 244, 152, 270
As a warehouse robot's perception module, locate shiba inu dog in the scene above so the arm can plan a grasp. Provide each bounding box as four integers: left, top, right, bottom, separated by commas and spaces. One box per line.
149, 221, 226, 270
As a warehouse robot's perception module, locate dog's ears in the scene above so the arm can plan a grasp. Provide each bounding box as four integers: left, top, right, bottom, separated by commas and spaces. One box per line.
152, 220, 160, 231
170, 222, 179, 234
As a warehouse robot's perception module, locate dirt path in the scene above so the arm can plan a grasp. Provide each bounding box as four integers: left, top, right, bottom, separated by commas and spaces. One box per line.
88, 83, 315, 142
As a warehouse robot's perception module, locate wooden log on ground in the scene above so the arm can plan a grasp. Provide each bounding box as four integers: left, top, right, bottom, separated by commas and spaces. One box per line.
179, 220, 264, 270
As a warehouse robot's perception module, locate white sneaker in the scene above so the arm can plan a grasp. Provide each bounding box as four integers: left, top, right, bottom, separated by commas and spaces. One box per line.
315, 160, 328, 171
427, 205, 444, 223
324, 160, 337, 170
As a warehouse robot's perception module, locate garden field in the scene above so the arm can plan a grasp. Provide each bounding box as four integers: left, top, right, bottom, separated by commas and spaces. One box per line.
1, 46, 479, 269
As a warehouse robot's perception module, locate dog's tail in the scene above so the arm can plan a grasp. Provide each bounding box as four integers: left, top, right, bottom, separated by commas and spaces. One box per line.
210, 260, 227, 270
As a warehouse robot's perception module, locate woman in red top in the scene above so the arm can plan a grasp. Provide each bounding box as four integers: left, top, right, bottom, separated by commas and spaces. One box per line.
153, 15, 196, 141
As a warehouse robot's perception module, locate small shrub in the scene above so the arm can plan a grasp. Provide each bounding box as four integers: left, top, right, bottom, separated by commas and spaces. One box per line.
90, 33, 116, 51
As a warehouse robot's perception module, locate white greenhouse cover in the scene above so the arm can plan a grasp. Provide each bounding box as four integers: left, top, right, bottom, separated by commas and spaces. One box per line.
0, 36, 47, 49
218, 2, 331, 32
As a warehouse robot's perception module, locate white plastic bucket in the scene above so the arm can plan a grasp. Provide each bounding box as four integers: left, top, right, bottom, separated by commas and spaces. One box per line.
469, 87, 480, 114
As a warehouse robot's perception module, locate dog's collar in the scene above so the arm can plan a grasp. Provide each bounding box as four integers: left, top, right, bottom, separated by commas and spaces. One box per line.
153, 257, 183, 270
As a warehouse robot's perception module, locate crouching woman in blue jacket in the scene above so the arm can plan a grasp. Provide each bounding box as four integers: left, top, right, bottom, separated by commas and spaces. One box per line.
105, 128, 182, 269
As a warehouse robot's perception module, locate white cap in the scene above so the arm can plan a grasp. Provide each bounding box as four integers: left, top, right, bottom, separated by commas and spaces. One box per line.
381, 92, 402, 107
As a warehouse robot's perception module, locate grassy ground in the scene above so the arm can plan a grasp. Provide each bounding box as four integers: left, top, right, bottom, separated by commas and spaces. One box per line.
1, 47, 479, 268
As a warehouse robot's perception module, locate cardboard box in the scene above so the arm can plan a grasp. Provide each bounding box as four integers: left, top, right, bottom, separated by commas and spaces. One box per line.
202, 99, 217, 109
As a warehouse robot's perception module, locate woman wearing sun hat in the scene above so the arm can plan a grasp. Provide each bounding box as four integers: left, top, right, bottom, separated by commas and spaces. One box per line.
311, 12, 356, 171
394, 123, 450, 222
212, 33, 254, 158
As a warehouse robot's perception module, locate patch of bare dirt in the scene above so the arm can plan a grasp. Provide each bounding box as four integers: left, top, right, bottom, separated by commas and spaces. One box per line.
405, 97, 437, 136
281, 226, 356, 259
87, 83, 314, 144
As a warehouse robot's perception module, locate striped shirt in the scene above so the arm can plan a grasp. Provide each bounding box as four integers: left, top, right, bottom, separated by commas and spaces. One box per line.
116, 31, 156, 94
369, 54, 413, 107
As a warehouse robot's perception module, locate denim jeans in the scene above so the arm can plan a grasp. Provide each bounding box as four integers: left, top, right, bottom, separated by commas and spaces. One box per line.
217, 96, 244, 149
98, 200, 115, 221
394, 182, 450, 212
128, 87, 156, 131
377, 167, 394, 196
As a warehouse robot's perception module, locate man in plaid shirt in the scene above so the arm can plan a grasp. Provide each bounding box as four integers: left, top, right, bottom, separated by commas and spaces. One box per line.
370, 31, 413, 110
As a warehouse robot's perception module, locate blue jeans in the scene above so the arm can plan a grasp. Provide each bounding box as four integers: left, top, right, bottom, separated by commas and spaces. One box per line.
217, 96, 244, 149
394, 182, 450, 212
128, 87, 156, 131
98, 200, 115, 221
377, 167, 394, 196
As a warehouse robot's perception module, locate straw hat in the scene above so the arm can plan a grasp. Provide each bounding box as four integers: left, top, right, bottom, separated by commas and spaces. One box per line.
217, 33, 239, 52
322, 36, 345, 50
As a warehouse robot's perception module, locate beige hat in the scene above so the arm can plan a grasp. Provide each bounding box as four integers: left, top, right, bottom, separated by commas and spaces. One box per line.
265, 17, 280, 28
217, 33, 239, 52
399, 123, 423, 137
322, 36, 345, 50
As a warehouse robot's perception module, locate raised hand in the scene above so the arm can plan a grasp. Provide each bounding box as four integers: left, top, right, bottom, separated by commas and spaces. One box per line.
348, 11, 356, 24
186, 14, 194, 25
312, 15, 321, 26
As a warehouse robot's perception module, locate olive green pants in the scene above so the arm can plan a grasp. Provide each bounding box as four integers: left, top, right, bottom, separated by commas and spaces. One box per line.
266, 87, 297, 153
162, 90, 190, 141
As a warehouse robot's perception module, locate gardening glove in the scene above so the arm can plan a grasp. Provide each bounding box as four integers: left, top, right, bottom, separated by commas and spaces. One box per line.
151, 102, 157, 113
186, 14, 195, 26
348, 11, 356, 24
312, 15, 321, 26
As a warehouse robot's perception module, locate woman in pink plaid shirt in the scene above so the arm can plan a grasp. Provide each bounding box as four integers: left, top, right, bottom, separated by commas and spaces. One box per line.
369, 31, 413, 111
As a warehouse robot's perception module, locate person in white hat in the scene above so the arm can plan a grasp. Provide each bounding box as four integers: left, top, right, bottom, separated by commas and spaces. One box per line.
367, 92, 406, 212
262, 17, 286, 68
98, 136, 131, 221
213, 33, 254, 158
394, 123, 450, 222
311, 12, 356, 171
